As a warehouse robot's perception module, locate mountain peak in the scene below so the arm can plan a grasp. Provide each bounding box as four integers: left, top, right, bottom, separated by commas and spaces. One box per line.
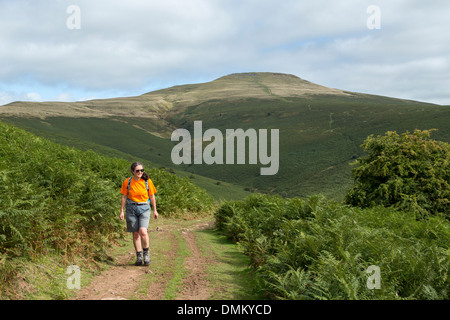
208, 72, 348, 98
0, 72, 349, 119
218, 72, 301, 80
215, 72, 308, 85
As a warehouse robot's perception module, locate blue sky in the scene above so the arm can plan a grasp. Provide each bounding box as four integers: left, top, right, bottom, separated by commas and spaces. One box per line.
1, 0, 449, 105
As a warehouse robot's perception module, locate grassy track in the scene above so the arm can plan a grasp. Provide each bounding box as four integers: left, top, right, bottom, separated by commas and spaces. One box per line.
194, 228, 261, 299
73, 216, 261, 300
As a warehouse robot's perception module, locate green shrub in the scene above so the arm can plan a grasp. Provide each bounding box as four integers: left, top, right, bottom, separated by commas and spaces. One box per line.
0, 121, 215, 255
0, 120, 215, 296
215, 194, 449, 300
345, 129, 449, 218
148, 168, 215, 218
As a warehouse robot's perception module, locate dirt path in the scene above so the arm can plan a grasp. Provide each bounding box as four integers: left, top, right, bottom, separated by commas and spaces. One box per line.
176, 225, 215, 300
75, 220, 215, 300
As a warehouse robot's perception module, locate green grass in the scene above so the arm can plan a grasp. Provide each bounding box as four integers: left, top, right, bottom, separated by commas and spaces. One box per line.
166, 95, 449, 200
0, 120, 215, 298
129, 224, 178, 300
195, 228, 262, 299
0, 116, 250, 201
163, 231, 190, 300
2, 72, 449, 300
215, 194, 449, 300
129, 216, 261, 300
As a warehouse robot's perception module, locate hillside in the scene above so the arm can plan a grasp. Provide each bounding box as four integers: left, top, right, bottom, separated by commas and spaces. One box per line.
1, 72, 449, 200
0, 120, 257, 300
0, 73, 349, 138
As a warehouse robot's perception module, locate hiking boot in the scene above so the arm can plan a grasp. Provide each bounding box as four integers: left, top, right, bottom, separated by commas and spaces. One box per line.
135, 252, 143, 266
143, 250, 151, 265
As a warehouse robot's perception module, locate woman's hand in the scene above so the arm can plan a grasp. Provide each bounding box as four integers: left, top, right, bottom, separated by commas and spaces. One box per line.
149, 194, 158, 219
120, 194, 127, 220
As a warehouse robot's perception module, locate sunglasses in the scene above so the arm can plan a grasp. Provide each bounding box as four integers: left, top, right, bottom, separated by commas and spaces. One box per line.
135, 169, 144, 173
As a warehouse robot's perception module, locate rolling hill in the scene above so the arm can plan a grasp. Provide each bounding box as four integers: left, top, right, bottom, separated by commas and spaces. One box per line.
1, 72, 449, 200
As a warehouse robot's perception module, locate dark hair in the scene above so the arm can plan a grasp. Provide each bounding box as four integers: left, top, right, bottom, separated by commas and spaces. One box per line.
130, 161, 149, 181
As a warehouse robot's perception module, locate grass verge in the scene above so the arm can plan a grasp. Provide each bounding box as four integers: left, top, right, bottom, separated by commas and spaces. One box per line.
194, 228, 262, 299
163, 231, 190, 299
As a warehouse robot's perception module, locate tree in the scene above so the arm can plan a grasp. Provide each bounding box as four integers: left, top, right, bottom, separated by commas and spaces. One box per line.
345, 130, 449, 218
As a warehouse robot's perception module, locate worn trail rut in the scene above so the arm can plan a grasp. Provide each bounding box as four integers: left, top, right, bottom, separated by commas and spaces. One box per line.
75, 220, 215, 300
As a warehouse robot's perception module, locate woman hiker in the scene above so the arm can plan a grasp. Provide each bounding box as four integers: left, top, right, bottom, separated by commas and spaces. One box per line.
120, 162, 158, 266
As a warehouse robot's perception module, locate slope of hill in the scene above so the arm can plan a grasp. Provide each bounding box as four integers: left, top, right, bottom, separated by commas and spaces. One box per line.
1, 72, 449, 200
0, 73, 349, 138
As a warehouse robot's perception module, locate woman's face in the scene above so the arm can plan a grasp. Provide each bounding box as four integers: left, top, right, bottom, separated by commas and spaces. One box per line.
133, 165, 144, 179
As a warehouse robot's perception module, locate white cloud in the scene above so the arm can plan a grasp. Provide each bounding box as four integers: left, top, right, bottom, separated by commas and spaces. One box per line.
55, 93, 73, 101
0, 92, 14, 106
23, 92, 43, 101
77, 96, 97, 102
0, 91, 44, 105
0, 0, 449, 104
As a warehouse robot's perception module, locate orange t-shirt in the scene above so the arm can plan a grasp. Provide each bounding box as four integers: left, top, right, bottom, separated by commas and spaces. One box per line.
120, 177, 157, 203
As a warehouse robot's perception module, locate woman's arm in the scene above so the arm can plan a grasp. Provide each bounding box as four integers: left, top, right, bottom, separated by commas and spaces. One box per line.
150, 194, 158, 219
119, 194, 127, 220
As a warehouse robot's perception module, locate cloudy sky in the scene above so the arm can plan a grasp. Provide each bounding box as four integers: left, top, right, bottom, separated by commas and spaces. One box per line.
1, 0, 449, 106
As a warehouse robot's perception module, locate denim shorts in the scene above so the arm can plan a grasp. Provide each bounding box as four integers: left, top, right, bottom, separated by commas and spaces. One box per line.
125, 200, 151, 233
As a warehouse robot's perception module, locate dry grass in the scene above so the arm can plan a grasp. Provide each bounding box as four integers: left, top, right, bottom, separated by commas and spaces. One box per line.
0, 72, 349, 119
